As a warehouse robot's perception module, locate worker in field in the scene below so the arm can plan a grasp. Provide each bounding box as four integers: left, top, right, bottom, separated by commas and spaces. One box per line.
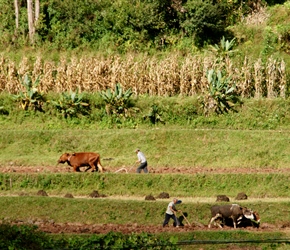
135, 148, 149, 173
162, 198, 182, 227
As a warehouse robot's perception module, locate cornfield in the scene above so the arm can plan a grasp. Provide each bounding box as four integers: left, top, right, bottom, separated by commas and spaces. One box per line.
0, 53, 287, 98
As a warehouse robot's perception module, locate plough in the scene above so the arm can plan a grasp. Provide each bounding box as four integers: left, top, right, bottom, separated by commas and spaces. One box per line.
114, 163, 137, 173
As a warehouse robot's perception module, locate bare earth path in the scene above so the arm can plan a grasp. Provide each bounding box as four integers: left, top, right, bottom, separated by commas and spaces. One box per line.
1, 165, 290, 234
2, 165, 290, 174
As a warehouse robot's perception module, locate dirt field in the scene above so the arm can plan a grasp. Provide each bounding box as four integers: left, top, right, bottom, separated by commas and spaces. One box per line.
1, 165, 290, 235
7, 218, 290, 235
6, 211, 288, 235
2, 165, 290, 174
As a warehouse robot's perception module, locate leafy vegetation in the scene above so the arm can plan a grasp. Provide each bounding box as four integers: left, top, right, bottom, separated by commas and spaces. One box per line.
209, 36, 237, 60
181, 0, 233, 47
0, 224, 53, 250
50, 90, 90, 118
0, 0, 238, 51
0, 0, 287, 55
12, 75, 45, 112
99, 83, 134, 117
0, 224, 179, 249
143, 104, 165, 125
201, 69, 241, 115
2, 92, 290, 129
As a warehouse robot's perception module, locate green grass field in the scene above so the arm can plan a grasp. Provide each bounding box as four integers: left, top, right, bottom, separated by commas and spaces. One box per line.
0, 173, 289, 198
0, 128, 290, 169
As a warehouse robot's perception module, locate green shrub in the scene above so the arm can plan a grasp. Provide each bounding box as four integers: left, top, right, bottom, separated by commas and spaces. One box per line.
209, 36, 237, 61
0, 224, 180, 250
100, 83, 135, 117
181, 0, 233, 47
0, 224, 54, 250
50, 90, 90, 118
12, 75, 46, 112
143, 104, 165, 125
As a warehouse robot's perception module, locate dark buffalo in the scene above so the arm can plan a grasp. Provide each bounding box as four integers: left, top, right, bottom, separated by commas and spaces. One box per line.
208, 204, 255, 229
237, 211, 260, 228
57, 152, 104, 173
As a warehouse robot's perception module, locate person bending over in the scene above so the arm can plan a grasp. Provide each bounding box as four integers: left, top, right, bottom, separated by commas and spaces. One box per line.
163, 198, 181, 227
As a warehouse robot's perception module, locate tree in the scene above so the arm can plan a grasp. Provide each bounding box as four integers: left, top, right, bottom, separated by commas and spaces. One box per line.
35, 0, 39, 22
27, 0, 40, 44
14, 0, 19, 31
27, 0, 34, 43
181, 0, 232, 47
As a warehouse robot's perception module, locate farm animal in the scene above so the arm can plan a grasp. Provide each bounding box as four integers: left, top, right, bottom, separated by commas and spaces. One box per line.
208, 204, 255, 229
57, 152, 104, 173
236, 211, 260, 228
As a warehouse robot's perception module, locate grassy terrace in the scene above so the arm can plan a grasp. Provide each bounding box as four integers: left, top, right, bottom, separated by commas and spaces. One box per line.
0, 196, 289, 226
0, 127, 290, 169
0, 173, 289, 198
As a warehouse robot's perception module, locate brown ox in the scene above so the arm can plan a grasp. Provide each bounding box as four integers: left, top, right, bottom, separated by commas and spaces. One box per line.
57, 152, 104, 173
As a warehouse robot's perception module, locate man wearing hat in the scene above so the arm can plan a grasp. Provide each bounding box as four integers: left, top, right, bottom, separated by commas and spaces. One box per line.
135, 149, 149, 173
162, 198, 182, 227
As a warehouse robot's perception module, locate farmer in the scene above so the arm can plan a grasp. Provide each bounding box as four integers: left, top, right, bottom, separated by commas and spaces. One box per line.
162, 198, 182, 227
135, 149, 149, 173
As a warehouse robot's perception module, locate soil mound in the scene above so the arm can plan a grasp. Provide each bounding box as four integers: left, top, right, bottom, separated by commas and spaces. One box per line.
37, 190, 48, 196
216, 195, 229, 202
157, 192, 170, 199
64, 193, 74, 198
89, 190, 106, 198
235, 192, 248, 200
145, 195, 156, 201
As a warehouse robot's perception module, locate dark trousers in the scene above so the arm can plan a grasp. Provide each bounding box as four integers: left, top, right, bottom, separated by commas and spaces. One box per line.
136, 161, 148, 173
163, 213, 180, 227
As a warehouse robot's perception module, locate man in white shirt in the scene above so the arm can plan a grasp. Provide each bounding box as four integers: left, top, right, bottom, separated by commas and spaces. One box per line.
162, 198, 181, 227
135, 149, 149, 173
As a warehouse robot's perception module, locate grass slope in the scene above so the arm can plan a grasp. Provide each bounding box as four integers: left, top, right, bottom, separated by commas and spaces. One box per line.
0, 128, 290, 169
0, 173, 289, 198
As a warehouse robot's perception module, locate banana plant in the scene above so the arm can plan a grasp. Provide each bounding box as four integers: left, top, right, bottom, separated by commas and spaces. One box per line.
210, 36, 237, 60
100, 83, 133, 116
12, 74, 45, 111
50, 90, 89, 118
201, 69, 241, 115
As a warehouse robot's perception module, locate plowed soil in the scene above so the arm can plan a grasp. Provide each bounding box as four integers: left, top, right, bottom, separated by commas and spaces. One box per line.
9, 219, 287, 235
2, 165, 290, 174
7, 218, 290, 235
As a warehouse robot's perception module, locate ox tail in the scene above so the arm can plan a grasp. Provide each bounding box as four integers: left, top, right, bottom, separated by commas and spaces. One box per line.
97, 157, 104, 173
